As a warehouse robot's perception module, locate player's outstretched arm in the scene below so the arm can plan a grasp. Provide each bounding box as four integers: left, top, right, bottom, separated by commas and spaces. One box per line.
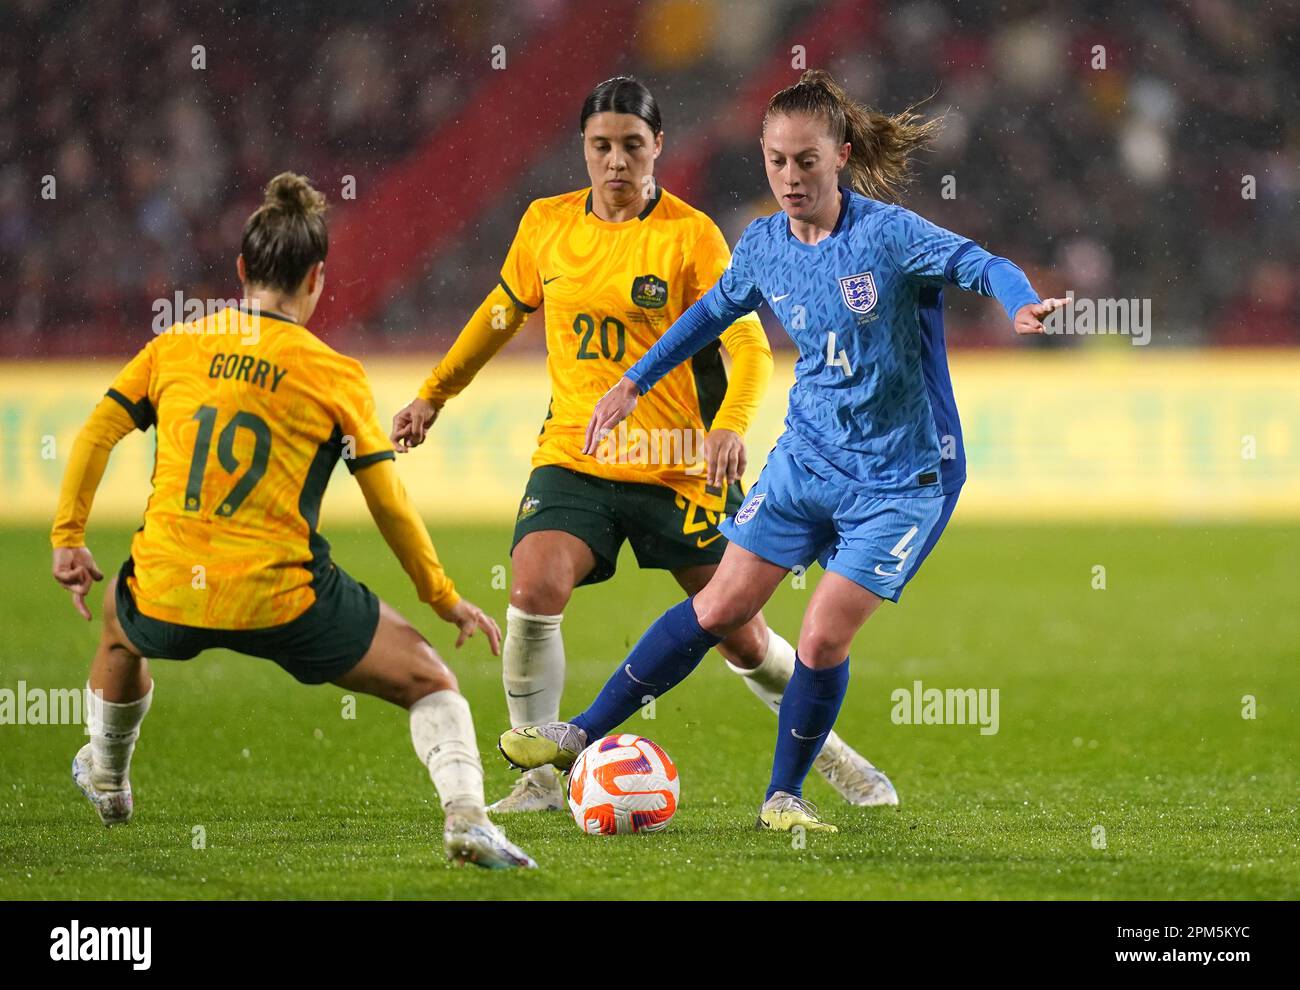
50, 397, 138, 620
949, 251, 1067, 335
583, 289, 745, 456
948, 252, 1068, 334
352, 458, 501, 654
391, 284, 530, 453
882, 209, 1068, 336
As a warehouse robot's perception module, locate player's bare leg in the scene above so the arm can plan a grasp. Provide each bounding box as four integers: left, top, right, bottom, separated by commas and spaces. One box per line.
759, 573, 885, 834
672, 562, 898, 807
334, 600, 535, 869
490, 531, 595, 812
73, 576, 154, 826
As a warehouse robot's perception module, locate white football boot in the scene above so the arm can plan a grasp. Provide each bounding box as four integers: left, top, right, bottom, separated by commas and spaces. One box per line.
813, 739, 900, 807
71, 743, 133, 826
488, 765, 566, 813
443, 808, 537, 870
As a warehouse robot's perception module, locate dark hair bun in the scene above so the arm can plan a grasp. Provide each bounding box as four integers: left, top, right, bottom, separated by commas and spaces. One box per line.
240, 173, 329, 293
262, 172, 327, 217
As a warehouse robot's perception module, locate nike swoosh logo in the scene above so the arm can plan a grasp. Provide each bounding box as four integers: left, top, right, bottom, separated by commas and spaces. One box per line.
696, 533, 723, 548
772, 293, 791, 302
624, 664, 657, 688
507, 689, 545, 698
874, 564, 899, 576
543, 275, 563, 284
790, 728, 826, 741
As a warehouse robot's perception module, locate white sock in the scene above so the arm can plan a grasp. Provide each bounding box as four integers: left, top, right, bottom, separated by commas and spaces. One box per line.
409, 690, 485, 818
726, 631, 846, 761
502, 605, 565, 728
85, 682, 152, 790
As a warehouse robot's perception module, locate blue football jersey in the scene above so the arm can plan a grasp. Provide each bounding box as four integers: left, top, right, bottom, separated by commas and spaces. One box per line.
626, 187, 1039, 497
719, 188, 1001, 495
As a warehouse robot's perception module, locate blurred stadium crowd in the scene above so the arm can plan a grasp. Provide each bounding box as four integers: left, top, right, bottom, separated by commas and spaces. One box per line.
4, 0, 1298, 355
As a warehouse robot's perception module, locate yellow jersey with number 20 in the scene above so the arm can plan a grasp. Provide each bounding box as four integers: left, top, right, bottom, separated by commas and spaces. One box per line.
493, 186, 770, 513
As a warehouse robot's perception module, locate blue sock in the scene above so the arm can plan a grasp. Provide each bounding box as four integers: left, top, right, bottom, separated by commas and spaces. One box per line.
766, 655, 850, 800
571, 598, 721, 741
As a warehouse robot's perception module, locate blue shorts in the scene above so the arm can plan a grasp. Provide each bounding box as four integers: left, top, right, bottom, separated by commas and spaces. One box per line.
718, 443, 960, 602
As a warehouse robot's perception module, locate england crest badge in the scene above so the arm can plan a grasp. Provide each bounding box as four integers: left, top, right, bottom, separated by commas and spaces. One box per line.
838, 271, 878, 314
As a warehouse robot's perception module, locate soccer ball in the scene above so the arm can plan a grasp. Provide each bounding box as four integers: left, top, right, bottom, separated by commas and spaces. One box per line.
567, 733, 679, 835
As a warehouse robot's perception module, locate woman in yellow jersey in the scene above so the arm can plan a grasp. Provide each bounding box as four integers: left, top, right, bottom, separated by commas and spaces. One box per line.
391, 78, 896, 813
50, 174, 534, 869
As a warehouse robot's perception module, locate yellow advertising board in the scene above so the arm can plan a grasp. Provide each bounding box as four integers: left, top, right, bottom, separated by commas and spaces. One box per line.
2, 351, 1296, 529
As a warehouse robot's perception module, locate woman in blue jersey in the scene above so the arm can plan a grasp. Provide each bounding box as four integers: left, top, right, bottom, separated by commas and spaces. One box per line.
499, 70, 1067, 832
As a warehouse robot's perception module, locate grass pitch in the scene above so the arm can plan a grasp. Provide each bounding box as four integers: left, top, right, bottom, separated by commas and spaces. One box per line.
1, 520, 1296, 900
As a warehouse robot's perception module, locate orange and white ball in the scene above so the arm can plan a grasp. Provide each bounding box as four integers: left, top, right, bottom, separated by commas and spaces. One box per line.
567, 734, 679, 835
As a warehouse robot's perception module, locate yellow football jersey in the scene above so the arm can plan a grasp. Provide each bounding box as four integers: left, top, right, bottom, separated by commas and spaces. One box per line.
104, 306, 395, 629
497, 186, 769, 512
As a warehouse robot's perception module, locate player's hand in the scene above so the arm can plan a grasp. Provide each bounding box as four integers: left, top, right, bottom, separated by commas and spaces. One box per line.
1014, 298, 1070, 335
583, 377, 640, 456
391, 397, 439, 453
52, 546, 104, 621
702, 428, 746, 488
435, 597, 502, 656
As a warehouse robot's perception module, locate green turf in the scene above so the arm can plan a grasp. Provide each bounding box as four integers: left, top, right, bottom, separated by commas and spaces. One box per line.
1, 520, 1296, 900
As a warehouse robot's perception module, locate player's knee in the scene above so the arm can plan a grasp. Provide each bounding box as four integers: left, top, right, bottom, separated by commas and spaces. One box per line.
509, 571, 573, 616
693, 592, 758, 638
797, 629, 850, 668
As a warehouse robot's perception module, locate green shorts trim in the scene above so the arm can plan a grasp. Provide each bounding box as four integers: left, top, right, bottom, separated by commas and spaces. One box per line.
510, 465, 745, 586
115, 556, 380, 685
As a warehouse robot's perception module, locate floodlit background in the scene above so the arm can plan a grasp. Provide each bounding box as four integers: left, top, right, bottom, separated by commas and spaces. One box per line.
3, 0, 1298, 523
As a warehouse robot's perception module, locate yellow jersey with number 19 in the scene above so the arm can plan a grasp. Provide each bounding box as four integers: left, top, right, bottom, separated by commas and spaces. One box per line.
99, 306, 398, 630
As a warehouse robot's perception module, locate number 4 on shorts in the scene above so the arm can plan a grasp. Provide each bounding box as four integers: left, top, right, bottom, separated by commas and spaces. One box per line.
874, 526, 919, 577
